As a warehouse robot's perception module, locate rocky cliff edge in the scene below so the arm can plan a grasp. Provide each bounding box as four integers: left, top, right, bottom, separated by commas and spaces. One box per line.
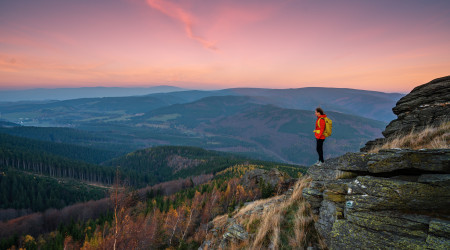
361, 75, 450, 152
304, 76, 450, 249
303, 149, 450, 249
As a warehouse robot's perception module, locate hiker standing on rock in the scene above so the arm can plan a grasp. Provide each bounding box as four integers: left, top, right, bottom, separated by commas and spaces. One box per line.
313, 107, 328, 166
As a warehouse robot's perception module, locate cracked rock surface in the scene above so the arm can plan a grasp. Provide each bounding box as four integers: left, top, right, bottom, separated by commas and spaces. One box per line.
303, 149, 450, 249
361, 75, 450, 152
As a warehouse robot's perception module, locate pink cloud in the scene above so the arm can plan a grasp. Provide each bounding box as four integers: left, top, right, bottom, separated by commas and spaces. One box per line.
212, 2, 279, 29
0, 24, 78, 54
0, 53, 106, 76
146, 0, 218, 51
0, 34, 55, 52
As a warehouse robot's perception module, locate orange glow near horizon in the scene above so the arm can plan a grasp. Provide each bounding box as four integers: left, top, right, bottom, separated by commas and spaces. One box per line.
0, 0, 449, 93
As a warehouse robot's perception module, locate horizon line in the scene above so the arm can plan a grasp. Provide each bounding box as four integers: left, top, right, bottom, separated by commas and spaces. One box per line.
0, 85, 408, 94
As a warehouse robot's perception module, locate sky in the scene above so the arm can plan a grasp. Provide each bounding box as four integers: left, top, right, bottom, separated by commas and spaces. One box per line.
0, 0, 449, 93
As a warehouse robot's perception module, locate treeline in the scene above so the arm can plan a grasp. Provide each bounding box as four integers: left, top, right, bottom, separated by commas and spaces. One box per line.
107, 146, 306, 184
0, 212, 114, 250
0, 165, 299, 249
175, 158, 306, 180
0, 145, 117, 185
0, 175, 214, 249
0, 146, 166, 188
0, 198, 112, 242
0, 140, 196, 188
66, 164, 294, 249
0, 121, 104, 144
0, 168, 107, 213
0, 122, 135, 155
0, 136, 306, 190
0, 132, 151, 186
0, 132, 118, 164
106, 146, 231, 172
2, 164, 284, 249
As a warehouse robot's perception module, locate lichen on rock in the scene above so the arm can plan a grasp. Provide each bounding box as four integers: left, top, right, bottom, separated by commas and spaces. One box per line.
304, 148, 450, 249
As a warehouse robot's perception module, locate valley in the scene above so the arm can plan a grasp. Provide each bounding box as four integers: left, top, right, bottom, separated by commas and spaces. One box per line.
0, 86, 409, 249
0, 87, 397, 165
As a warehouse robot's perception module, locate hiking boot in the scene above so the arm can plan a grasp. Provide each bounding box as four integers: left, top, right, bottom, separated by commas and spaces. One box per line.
316, 161, 323, 166
313, 161, 321, 166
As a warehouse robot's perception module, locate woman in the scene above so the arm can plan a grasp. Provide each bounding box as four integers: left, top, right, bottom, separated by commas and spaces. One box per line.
313, 107, 327, 166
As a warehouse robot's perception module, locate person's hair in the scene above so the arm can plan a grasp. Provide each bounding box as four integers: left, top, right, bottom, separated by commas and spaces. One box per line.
316, 107, 324, 115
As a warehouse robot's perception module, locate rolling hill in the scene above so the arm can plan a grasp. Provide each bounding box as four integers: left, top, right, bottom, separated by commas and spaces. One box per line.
0, 133, 302, 217
0, 95, 184, 127
0, 133, 114, 214
0, 121, 133, 156
148, 87, 404, 122
0, 132, 118, 164
0, 87, 395, 164
129, 96, 386, 164
105, 145, 305, 183
0, 87, 402, 126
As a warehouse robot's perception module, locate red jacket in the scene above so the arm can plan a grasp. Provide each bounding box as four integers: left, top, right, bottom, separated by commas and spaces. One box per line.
314, 114, 327, 139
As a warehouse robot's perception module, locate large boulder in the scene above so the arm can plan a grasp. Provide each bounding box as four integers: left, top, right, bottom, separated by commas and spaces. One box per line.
361, 75, 450, 152
222, 223, 249, 242
385, 76, 450, 138
303, 149, 450, 249
347, 175, 450, 212
240, 168, 293, 192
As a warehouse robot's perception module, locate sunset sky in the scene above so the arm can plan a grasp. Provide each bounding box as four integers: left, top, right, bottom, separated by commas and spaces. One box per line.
1, 0, 449, 93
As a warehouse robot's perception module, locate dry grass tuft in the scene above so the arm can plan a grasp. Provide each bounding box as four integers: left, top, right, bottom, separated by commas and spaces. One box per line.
210, 177, 325, 249
292, 202, 309, 245
211, 214, 228, 230
245, 213, 261, 233
370, 122, 450, 153
234, 196, 279, 218
252, 208, 281, 249
249, 177, 325, 249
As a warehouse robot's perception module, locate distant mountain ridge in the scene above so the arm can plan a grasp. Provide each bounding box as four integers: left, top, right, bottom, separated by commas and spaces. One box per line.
0, 85, 186, 102
0, 86, 403, 122
129, 96, 386, 164
154, 87, 404, 122
0, 88, 391, 164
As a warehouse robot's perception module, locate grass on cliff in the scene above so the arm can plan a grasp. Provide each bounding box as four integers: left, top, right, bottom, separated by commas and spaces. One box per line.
251, 177, 326, 249
224, 177, 326, 249
370, 121, 450, 153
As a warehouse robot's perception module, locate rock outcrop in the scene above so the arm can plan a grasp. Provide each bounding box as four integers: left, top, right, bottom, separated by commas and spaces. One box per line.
200, 76, 450, 249
303, 149, 450, 249
361, 75, 450, 152
240, 168, 295, 193
306, 77, 450, 248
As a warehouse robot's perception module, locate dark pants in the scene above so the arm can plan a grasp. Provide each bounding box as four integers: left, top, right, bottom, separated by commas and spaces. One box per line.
316, 139, 325, 162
